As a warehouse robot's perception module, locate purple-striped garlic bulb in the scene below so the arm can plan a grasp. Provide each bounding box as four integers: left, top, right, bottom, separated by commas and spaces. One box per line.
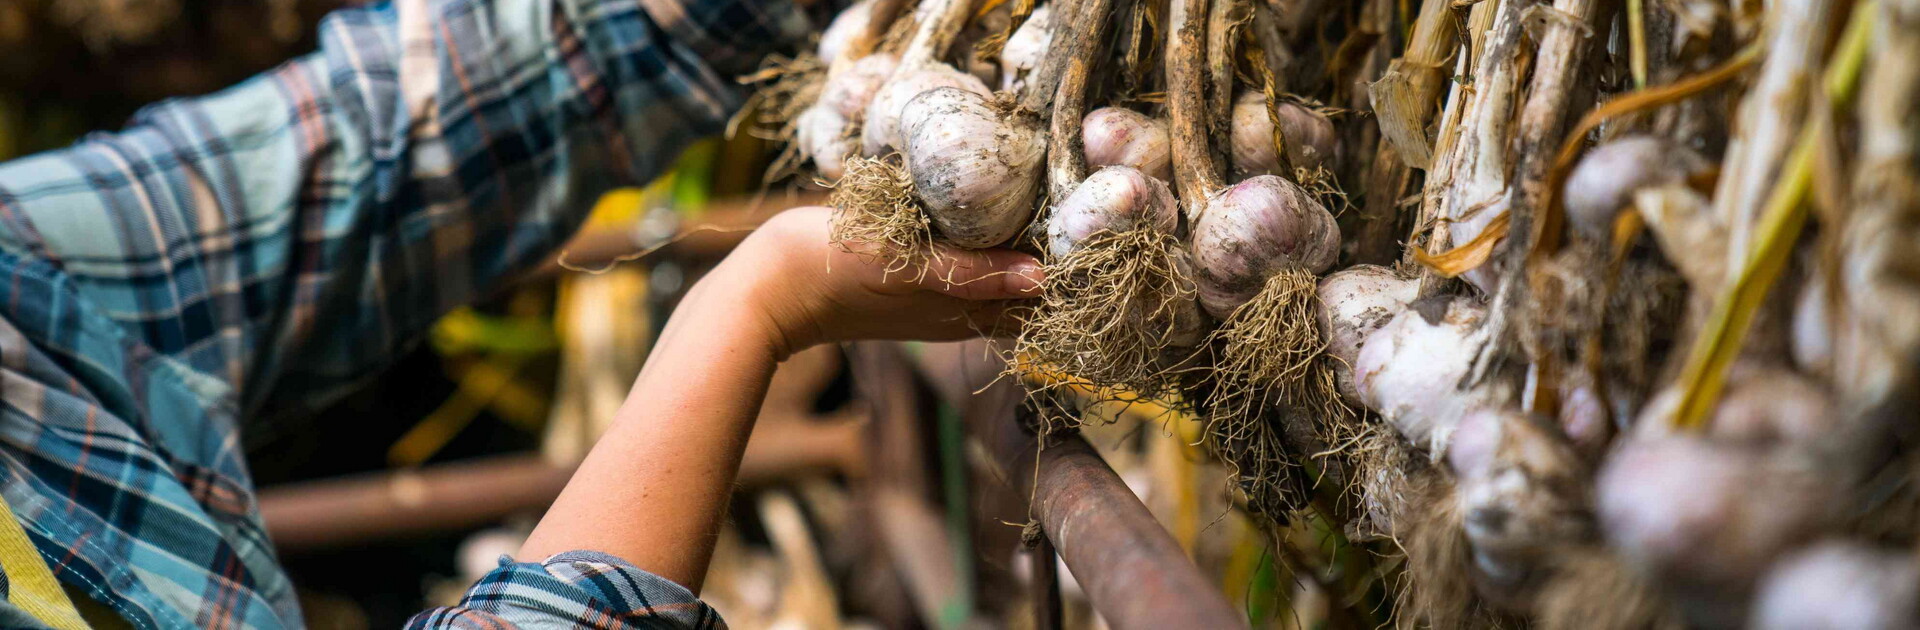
1188, 176, 1341, 317
1229, 91, 1338, 179
1082, 107, 1173, 183
899, 87, 1045, 247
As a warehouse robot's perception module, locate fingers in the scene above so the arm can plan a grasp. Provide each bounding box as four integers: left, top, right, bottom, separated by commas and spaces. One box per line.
916, 246, 1045, 300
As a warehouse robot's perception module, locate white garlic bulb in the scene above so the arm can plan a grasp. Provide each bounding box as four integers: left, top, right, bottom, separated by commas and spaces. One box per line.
1082, 107, 1173, 183
900, 87, 1046, 248
1451, 408, 1593, 594
1597, 436, 1834, 622
860, 66, 990, 157
1352, 297, 1502, 453
817, 0, 876, 65
999, 4, 1054, 92
1045, 165, 1178, 258
819, 53, 899, 119
1315, 264, 1420, 405
1188, 175, 1341, 317
1229, 91, 1338, 179
1563, 135, 1709, 242
797, 107, 854, 180
1752, 541, 1920, 630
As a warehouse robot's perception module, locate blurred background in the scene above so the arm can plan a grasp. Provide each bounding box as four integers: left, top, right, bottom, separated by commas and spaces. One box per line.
0, 2, 1357, 628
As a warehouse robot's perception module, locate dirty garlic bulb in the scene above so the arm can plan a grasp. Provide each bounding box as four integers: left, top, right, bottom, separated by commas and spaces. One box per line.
797, 107, 856, 179
817, 0, 876, 65
857, 0, 987, 156
801, 54, 900, 179
861, 68, 990, 157
1316, 265, 1420, 405
1352, 297, 1506, 453
1562, 135, 1710, 242
900, 87, 1046, 247
1187, 176, 1342, 316
999, 4, 1053, 91
1082, 107, 1173, 183
1449, 408, 1593, 603
1046, 165, 1178, 257
1228, 91, 1339, 179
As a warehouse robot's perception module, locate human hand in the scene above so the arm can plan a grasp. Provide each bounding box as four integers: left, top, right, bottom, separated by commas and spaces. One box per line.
699, 206, 1043, 359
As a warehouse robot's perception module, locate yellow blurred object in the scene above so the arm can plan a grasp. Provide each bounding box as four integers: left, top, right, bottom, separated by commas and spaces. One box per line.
544, 265, 653, 464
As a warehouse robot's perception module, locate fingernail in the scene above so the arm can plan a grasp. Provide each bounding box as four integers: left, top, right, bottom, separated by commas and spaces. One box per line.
1008, 259, 1043, 294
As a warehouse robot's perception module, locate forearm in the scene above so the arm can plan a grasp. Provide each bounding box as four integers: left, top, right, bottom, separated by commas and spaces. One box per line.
520, 252, 785, 589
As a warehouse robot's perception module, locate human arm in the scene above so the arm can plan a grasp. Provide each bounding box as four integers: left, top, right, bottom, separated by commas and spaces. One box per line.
407, 207, 1041, 627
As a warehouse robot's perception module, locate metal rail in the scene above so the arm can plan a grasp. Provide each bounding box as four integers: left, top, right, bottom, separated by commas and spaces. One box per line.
909, 341, 1247, 630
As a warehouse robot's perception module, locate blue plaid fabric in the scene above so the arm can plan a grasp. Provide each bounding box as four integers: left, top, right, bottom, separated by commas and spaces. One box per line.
0, 0, 806, 627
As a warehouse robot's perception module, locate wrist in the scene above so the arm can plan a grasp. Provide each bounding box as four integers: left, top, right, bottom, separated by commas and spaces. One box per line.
698, 238, 821, 362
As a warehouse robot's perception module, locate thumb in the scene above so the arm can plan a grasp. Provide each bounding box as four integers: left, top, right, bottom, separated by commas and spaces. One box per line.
916, 246, 1044, 300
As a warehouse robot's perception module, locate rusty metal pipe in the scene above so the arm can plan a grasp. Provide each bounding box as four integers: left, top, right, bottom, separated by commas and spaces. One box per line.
913, 341, 1246, 629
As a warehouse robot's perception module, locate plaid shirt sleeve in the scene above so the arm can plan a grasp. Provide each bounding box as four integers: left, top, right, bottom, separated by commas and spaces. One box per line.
0, 0, 807, 628
406, 551, 727, 629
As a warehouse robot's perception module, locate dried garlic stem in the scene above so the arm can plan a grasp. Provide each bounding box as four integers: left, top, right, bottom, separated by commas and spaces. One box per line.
1168, 0, 1224, 220
1048, 0, 1124, 199
1369, 0, 1458, 168
1711, 0, 1838, 264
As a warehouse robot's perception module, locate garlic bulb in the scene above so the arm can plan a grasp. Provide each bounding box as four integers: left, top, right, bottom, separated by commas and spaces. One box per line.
1563, 135, 1709, 242
1450, 408, 1592, 596
1188, 175, 1341, 317
1597, 436, 1834, 622
819, 53, 900, 118
1315, 264, 1420, 405
1228, 91, 1339, 178
1751, 541, 1920, 630
999, 5, 1054, 92
1045, 165, 1178, 258
1082, 107, 1173, 183
900, 87, 1046, 248
1352, 297, 1503, 453
817, 0, 875, 65
797, 107, 855, 179
860, 67, 989, 157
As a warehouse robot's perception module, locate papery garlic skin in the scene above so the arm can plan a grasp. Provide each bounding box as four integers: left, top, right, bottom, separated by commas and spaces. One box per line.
1563, 135, 1708, 242
901, 87, 1045, 248
1188, 175, 1341, 317
1316, 265, 1420, 405
1228, 92, 1339, 178
817, 0, 875, 65
861, 67, 990, 157
797, 107, 854, 180
1082, 107, 1174, 183
1046, 165, 1179, 258
999, 5, 1054, 92
1352, 298, 1500, 453
820, 54, 900, 118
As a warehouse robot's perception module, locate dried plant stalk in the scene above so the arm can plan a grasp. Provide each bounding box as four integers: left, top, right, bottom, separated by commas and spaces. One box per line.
1710, 0, 1840, 265
1369, 0, 1458, 168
